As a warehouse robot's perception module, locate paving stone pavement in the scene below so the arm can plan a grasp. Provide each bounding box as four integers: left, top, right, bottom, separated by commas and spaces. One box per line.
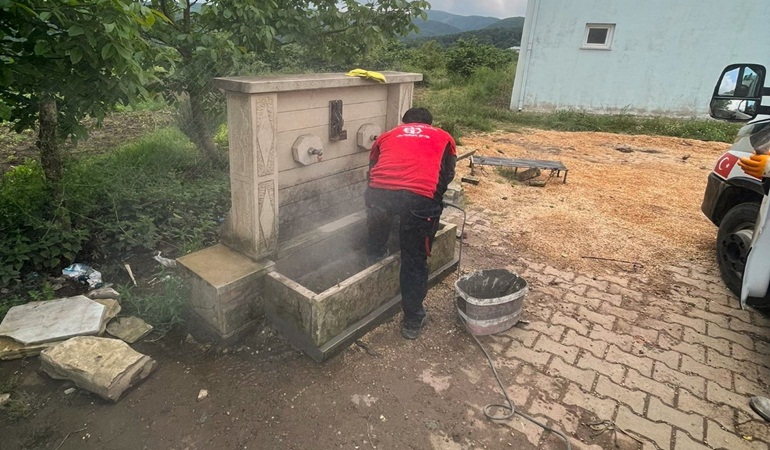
441, 208, 770, 450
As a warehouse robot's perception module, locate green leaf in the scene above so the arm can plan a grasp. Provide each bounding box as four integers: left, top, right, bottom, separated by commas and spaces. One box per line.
104, 22, 115, 33
68, 25, 84, 37
101, 43, 112, 59
33, 40, 50, 56
69, 48, 82, 64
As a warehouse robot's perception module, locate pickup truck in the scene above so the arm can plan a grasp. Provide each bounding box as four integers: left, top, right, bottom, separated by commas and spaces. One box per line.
702, 64, 770, 307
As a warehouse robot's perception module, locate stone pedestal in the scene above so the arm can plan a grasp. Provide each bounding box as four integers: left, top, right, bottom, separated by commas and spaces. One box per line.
177, 244, 273, 342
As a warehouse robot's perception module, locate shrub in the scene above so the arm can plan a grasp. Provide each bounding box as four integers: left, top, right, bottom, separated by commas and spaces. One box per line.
446, 39, 515, 78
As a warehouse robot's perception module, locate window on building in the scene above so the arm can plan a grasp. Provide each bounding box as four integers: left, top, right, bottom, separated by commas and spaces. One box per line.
582, 24, 615, 50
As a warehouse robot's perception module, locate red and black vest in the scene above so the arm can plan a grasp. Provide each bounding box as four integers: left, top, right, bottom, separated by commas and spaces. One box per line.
368, 123, 456, 201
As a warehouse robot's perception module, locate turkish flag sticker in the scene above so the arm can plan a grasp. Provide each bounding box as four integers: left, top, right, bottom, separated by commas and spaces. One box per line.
714, 153, 739, 179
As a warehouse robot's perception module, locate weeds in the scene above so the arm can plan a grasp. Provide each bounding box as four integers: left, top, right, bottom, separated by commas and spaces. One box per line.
118, 271, 187, 337
0, 391, 45, 422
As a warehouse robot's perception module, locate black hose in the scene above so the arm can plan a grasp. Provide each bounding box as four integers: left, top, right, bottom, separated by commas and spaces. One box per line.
443, 201, 572, 450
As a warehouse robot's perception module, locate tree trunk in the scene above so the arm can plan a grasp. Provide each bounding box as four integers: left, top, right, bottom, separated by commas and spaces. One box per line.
38, 96, 62, 195
188, 90, 219, 161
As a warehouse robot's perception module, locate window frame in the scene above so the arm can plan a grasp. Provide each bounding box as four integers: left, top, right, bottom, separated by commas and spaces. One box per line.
582, 23, 615, 50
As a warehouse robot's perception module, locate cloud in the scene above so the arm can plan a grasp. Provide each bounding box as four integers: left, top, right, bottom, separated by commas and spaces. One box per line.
426, 0, 527, 18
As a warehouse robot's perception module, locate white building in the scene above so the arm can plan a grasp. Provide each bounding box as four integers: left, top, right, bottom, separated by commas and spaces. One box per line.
510, 0, 770, 117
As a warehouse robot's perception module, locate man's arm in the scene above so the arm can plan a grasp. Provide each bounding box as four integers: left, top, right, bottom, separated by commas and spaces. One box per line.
435, 142, 457, 202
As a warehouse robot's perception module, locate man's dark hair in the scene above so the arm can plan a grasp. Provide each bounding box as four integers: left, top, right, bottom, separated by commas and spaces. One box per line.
402, 107, 433, 125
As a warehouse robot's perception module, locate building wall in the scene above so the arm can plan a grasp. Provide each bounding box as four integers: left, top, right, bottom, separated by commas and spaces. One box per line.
511, 0, 770, 117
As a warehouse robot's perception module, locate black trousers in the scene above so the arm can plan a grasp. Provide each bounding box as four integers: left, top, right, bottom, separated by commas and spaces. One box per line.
365, 188, 443, 325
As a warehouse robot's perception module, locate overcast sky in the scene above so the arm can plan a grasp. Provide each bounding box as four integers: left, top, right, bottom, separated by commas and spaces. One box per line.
426, 0, 528, 18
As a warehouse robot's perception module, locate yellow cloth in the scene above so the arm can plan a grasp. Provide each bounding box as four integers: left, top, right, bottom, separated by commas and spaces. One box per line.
346, 69, 386, 83
738, 153, 770, 179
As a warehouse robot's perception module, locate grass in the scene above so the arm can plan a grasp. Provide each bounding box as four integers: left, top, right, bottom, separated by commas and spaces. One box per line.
117, 271, 187, 337
0, 391, 45, 422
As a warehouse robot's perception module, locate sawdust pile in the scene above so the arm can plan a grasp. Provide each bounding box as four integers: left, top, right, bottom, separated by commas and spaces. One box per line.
456, 129, 731, 275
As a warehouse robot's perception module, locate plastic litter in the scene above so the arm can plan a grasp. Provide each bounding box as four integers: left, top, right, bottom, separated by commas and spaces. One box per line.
153, 252, 177, 268
62, 263, 103, 289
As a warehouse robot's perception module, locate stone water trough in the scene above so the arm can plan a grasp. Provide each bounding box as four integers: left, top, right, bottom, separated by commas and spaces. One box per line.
178, 73, 458, 361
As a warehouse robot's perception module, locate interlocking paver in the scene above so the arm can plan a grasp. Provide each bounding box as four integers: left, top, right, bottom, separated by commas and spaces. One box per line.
607, 283, 644, 301
637, 317, 683, 341
575, 305, 616, 329
681, 355, 733, 390
682, 328, 730, 355
647, 397, 703, 440
677, 390, 735, 430
653, 363, 706, 397
708, 302, 753, 324
606, 345, 654, 377
631, 341, 681, 371
514, 364, 565, 401
505, 343, 552, 368
616, 405, 672, 450
573, 275, 609, 291
583, 287, 623, 306
706, 419, 768, 450
534, 336, 579, 364
687, 307, 731, 329
616, 319, 660, 344
595, 375, 646, 414
707, 381, 750, 411
657, 332, 706, 364
666, 312, 706, 334
625, 368, 676, 406
547, 356, 596, 390
489, 252, 770, 450
563, 329, 608, 358
577, 353, 626, 384
551, 311, 589, 336
708, 323, 754, 351
735, 373, 770, 398
562, 383, 616, 420
563, 292, 602, 309
589, 325, 635, 353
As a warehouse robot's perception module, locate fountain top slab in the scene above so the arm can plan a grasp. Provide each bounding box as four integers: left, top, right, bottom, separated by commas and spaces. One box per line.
214, 71, 423, 94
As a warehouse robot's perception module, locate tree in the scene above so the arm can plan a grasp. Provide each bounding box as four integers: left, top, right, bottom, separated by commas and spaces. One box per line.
145, 0, 430, 160
0, 0, 165, 198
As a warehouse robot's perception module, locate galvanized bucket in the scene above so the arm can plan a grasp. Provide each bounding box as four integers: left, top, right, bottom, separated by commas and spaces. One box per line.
455, 269, 528, 336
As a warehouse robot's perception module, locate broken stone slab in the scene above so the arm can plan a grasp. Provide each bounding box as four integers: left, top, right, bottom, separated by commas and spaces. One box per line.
93, 299, 121, 335
87, 287, 121, 300
106, 316, 153, 344
40, 336, 156, 402
0, 296, 106, 345
0, 336, 63, 360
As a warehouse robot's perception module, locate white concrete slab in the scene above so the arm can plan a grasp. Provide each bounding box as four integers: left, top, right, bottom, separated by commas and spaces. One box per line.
0, 296, 106, 344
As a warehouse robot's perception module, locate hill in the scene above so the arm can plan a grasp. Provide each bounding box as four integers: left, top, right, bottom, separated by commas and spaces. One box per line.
407, 15, 525, 49
484, 16, 526, 30
411, 19, 463, 38
426, 10, 500, 32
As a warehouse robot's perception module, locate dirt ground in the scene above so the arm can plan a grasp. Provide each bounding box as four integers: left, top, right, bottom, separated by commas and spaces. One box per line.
0, 129, 738, 450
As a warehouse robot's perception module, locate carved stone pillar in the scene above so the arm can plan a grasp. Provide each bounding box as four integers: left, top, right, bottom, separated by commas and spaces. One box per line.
220, 92, 279, 260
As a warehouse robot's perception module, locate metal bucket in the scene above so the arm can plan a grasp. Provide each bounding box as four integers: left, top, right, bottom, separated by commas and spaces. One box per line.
455, 269, 528, 336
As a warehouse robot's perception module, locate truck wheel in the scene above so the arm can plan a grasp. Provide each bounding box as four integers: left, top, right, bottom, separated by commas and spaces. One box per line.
716, 202, 762, 299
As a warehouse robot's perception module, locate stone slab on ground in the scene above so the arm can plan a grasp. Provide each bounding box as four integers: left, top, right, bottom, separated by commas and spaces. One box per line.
106, 316, 153, 344
94, 298, 121, 335
0, 296, 106, 345
40, 336, 156, 402
0, 336, 62, 360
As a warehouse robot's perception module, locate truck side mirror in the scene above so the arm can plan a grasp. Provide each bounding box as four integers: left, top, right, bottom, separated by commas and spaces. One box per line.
710, 64, 765, 122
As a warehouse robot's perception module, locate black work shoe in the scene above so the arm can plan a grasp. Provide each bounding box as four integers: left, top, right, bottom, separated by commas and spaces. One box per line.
402, 315, 428, 340
750, 396, 770, 422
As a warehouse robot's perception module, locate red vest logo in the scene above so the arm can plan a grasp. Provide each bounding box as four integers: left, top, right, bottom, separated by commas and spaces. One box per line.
714, 153, 739, 179
403, 126, 423, 135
